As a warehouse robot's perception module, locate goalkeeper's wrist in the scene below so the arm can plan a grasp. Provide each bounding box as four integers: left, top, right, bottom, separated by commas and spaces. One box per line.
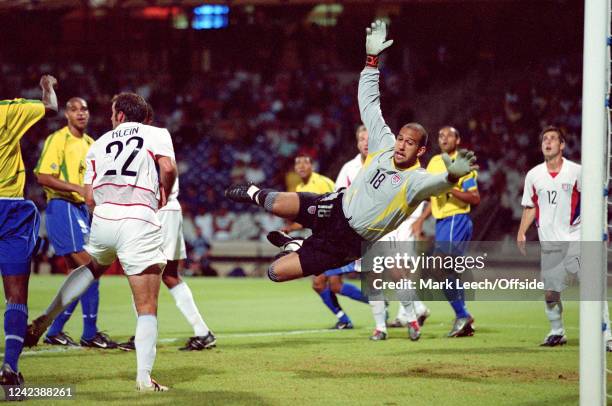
446, 173, 459, 184
365, 54, 379, 68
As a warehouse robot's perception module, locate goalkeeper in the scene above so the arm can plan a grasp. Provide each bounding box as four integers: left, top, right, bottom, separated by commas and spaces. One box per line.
226, 20, 478, 282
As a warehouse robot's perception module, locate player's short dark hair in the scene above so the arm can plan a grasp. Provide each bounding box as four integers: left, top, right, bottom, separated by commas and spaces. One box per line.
539, 126, 566, 143
111, 92, 148, 123
144, 103, 154, 125
294, 153, 312, 162
399, 122, 429, 147
439, 125, 460, 139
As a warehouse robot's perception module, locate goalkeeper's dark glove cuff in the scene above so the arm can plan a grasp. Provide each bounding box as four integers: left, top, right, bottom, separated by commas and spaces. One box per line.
365, 55, 379, 68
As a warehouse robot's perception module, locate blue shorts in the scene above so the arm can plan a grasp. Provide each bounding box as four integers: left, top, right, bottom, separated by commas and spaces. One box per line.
0, 199, 40, 276
324, 261, 356, 277
434, 213, 473, 256
46, 199, 90, 256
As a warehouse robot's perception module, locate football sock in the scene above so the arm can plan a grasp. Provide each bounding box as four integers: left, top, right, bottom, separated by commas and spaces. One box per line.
395, 288, 418, 323
4, 303, 27, 372
135, 314, 157, 386
443, 277, 469, 319
414, 300, 428, 316
169, 282, 210, 337
339, 283, 368, 303
369, 300, 387, 332
43, 265, 95, 330
319, 288, 350, 323
80, 280, 100, 340
46, 300, 78, 337
246, 185, 278, 211
545, 300, 564, 335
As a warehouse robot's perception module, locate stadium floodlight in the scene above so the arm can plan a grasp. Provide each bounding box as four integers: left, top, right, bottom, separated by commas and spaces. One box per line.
579, 0, 608, 405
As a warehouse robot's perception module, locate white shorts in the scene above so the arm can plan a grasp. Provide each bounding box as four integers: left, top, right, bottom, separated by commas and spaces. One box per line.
85, 214, 167, 276
540, 247, 580, 292
158, 209, 187, 261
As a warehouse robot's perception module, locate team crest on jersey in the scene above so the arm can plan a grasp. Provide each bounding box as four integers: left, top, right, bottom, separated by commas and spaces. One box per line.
307, 205, 316, 215
562, 183, 570, 191
391, 174, 402, 187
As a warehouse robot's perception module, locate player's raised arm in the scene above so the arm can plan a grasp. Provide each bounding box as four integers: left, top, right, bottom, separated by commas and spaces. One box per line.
39, 75, 58, 114
407, 149, 478, 204
359, 20, 395, 153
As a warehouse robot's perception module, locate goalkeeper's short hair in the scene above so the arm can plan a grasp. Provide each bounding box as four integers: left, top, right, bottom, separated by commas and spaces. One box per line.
399, 122, 429, 147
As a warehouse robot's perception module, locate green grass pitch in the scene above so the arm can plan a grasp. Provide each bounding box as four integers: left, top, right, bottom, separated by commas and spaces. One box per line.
4, 275, 605, 405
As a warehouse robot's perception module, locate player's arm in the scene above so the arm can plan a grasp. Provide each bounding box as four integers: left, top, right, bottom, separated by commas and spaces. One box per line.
39, 75, 58, 114
83, 151, 96, 210
84, 184, 95, 210
411, 202, 432, 237
450, 175, 480, 205
36, 174, 85, 197
359, 20, 395, 153
516, 207, 536, 255
407, 150, 478, 205
157, 156, 177, 209
517, 172, 536, 255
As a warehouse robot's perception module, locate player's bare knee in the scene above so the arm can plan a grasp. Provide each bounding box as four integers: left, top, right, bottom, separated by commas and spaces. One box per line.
162, 273, 180, 289
312, 276, 326, 293
329, 279, 342, 294
267, 262, 286, 283
545, 290, 560, 303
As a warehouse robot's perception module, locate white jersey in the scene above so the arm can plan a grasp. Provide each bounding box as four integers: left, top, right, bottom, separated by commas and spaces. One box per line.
335, 154, 364, 190
521, 158, 581, 241
84, 122, 175, 223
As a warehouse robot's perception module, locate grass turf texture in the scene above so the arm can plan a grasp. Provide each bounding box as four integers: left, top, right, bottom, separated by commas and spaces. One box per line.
4, 276, 604, 405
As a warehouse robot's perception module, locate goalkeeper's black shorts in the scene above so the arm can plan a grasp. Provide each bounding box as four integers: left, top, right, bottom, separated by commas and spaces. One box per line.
293, 190, 365, 277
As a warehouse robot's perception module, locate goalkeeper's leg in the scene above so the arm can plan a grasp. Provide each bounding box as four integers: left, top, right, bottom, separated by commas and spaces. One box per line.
225, 184, 300, 219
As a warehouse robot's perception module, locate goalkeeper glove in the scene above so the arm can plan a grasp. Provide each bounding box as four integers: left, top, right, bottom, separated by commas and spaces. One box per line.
442, 149, 478, 184
365, 20, 394, 67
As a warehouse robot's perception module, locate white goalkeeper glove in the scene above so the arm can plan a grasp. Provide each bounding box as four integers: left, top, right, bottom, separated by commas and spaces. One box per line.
365, 20, 394, 56
442, 149, 478, 183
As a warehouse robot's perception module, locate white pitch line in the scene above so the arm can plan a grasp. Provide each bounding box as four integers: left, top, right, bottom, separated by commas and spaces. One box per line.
4, 324, 589, 357
6, 329, 339, 357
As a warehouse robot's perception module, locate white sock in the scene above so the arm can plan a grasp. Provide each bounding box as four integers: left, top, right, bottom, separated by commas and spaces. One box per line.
545, 301, 564, 335
414, 300, 427, 316
169, 282, 210, 337
399, 301, 417, 323
44, 265, 95, 326
135, 315, 157, 385
369, 300, 387, 332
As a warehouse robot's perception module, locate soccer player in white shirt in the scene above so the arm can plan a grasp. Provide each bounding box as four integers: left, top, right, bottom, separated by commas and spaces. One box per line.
26, 93, 177, 391
118, 103, 215, 352
517, 126, 611, 347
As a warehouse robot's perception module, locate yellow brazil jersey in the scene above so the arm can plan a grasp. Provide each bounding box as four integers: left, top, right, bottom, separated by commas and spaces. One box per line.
426, 151, 478, 219
0, 99, 46, 197
296, 172, 335, 195
34, 126, 94, 203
